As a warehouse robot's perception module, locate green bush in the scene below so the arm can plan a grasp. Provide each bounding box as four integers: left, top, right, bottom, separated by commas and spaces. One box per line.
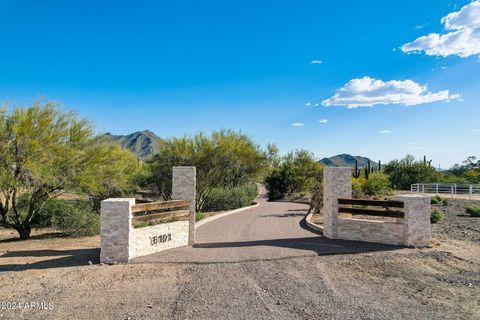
39, 200, 100, 237
431, 196, 449, 206
466, 205, 480, 217
195, 212, 205, 221
431, 209, 444, 224
264, 168, 288, 200
264, 149, 323, 201
431, 195, 442, 205
361, 172, 393, 199
203, 183, 258, 212
352, 177, 367, 199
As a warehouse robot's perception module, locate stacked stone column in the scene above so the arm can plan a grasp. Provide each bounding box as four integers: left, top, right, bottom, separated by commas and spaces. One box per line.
323, 167, 352, 239
100, 198, 135, 264
172, 166, 196, 246
395, 194, 431, 247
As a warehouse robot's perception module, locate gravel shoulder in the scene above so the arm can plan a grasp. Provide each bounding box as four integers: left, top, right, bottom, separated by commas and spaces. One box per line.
0, 198, 479, 319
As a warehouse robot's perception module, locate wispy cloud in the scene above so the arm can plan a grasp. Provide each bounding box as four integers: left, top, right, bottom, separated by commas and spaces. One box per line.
471, 128, 480, 132
378, 130, 392, 134
310, 60, 322, 64
318, 119, 328, 124
322, 76, 459, 108
414, 23, 429, 29
402, 1, 480, 57
291, 122, 304, 127
305, 102, 312, 106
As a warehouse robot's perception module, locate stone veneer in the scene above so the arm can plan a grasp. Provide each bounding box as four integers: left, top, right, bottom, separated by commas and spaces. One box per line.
172, 166, 196, 246
322, 167, 431, 247
100, 167, 196, 264
323, 167, 352, 239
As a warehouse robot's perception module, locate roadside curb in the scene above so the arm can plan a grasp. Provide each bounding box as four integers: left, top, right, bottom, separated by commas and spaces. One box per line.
305, 211, 323, 234
195, 202, 260, 229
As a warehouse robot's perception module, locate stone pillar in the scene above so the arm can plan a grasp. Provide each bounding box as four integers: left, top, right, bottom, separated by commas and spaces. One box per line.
323, 167, 352, 239
395, 194, 431, 247
172, 166, 196, 246
100, 198, 135, 264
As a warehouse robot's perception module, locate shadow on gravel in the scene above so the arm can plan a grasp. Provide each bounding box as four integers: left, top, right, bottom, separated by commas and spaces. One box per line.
0, 248, 100, 272
194, 236, 401, 256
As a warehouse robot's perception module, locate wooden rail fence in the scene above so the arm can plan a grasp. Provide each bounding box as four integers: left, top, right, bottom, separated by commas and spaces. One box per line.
131, 199, 191, 226
337, 198, 405, 218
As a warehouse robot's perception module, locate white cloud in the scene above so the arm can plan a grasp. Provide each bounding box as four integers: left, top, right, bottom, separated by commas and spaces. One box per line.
313, 103, 319, 107
305, 102, 312, 106
378, 130, 392, 134
310, 60, 322, 64
402, 1, 480, 57
318, 119, 328, 124
321, 76, 459, 108
291, 122, 304, 127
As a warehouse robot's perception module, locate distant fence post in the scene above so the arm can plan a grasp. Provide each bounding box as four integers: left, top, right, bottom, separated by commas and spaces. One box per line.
395, 195, 430, 247
172, 166, 196, 246
323, 167, 352, 239
100, 198, 135, 264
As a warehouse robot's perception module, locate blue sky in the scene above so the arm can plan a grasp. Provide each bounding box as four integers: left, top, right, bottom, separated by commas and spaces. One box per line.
0, 0, 479, 167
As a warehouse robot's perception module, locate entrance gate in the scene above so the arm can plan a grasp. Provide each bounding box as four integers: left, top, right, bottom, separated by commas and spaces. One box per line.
100, 166, 196, 264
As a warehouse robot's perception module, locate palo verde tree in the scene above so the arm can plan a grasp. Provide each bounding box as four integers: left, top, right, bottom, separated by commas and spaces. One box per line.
0, 102, 138, 239
144, 129, 266, 211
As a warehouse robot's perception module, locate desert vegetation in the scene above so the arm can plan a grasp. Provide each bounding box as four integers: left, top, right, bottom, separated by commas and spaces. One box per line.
140, 129, 265, 212
0, 102, 138, 239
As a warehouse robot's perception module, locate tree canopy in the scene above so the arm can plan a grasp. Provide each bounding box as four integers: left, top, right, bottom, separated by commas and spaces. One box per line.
0, 102, 138, 238
144, 129, 266, 211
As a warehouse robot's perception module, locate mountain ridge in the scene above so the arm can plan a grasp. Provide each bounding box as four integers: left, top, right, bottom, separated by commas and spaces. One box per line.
102, 130, 164, 160
320, 154, 376, 168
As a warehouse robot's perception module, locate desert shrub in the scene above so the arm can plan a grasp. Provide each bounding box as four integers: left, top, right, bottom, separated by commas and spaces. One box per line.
431, 195, 442, 205
431, 209, 444, 223
309, 182, 323, 213
383, 155, 440, 190
361, 172, 393, 199
202, 183, 258, 212
264, 168, 288, 200
39, 200, 100, 237
195, 212, 205, 221
442, 198, 449, 206
352, 177, 366, 199
466, 205, 480, 217
264, 149, 323, 200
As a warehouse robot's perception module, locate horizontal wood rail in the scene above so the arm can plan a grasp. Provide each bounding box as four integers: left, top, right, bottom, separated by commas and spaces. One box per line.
132, 209, 189, 225
337, 198, 404, 218
131, 199, 190, 214
338, 198, 404, 208
338, 207, 404, 218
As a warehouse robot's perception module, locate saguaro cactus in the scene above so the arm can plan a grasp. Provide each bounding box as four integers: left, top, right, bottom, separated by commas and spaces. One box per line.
364, 160, 371, 180
423, 155, 432, 167
353, 159, 361, 178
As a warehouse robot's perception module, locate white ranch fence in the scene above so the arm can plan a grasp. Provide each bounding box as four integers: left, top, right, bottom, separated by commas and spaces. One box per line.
411, 183, 480, 199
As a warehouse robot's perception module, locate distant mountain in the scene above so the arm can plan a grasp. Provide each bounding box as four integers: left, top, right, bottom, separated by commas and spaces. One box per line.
102, 130, 165, 160
320, 154, 376, 168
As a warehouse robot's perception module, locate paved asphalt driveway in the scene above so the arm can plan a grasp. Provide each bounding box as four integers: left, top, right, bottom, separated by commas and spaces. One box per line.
132, 188, 393, 264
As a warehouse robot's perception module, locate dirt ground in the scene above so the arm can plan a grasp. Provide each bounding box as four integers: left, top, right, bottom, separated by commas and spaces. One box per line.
0, 199, 479, 319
